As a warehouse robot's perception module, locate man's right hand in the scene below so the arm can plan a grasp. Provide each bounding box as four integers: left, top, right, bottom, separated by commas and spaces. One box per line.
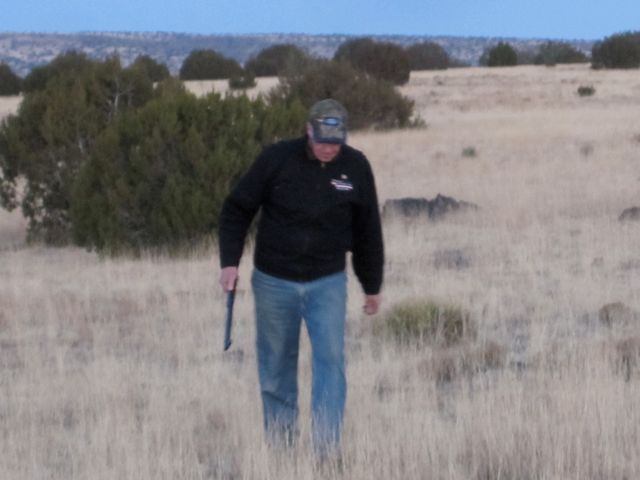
219, 266, 239, 292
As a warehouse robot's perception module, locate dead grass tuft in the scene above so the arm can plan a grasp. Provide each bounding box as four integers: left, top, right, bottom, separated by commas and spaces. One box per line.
420, 340, 507, 383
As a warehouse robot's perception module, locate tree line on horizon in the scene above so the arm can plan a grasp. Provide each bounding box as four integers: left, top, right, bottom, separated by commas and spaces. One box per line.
0, 30, 639, 251
1, 30, 640, 97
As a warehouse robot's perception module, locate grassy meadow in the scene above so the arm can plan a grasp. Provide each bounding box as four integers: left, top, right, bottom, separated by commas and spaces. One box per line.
1, 64, 640, 479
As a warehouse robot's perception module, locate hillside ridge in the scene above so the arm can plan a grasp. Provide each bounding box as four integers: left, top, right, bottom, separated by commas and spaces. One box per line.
0, 31, 595, 75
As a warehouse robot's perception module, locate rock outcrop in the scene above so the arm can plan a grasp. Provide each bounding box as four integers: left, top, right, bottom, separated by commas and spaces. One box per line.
382, 194, 478, 221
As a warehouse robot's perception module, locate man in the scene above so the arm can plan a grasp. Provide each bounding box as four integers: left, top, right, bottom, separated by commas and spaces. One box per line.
218, 98, 384, 458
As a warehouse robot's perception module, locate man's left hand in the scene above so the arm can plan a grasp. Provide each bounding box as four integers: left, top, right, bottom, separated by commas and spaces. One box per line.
363, 294, 381, 315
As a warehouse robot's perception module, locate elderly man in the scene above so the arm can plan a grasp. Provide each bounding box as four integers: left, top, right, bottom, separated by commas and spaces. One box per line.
218, 98, 384, 458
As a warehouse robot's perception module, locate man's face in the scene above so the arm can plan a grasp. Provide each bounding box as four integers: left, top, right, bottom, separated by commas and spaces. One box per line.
307, 124, 342, 163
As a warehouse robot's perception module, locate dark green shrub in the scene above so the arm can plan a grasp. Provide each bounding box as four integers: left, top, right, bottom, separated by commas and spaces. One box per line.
273, 59, 416, 130
228, 72, 257, 90
374, 299, 475, 347
179, 49, 243, 80
515, 49, 536, 65
278, 60, 414, 129
0, 56, 154, 243
245, 44, 310, 77
462, 146, 477, 158
70, 93, 307, 252
23, 51, 95, 93
0, 63, 22, 95
592, 31, 640, 69
130, 54, 170, 82
486, 42, 518, 67
405, 41, 450, 70
577, 85, 595, 97
534, 41, 588, 65
333, 38, 411, 85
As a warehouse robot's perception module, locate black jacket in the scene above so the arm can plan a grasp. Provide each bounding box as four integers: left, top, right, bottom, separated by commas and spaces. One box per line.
219, 136, 384, 295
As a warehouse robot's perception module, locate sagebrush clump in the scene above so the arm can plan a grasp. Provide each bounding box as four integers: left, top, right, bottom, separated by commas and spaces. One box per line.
577, 85, 596, 97
462, 146, 477, 158
375, 299, 475, 346
0, 63, 22, 96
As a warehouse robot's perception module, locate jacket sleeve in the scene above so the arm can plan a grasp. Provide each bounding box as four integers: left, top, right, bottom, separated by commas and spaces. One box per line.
218, 148, 272, 268
351, 157, 384, 295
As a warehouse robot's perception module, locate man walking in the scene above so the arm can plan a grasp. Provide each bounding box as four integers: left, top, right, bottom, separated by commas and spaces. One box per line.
218, 99, 384, 458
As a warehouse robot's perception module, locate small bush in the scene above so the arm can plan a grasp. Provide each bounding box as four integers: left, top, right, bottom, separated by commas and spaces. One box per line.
462, 146, 477, 158
273, 59, 416, 130
179, 49, 243, 80
615, 336, 640, 381
405, 41, 450, 70
244, 44, 310, 77
577, 85, 595, 97
486, 42, 518, 67
579, 143, 594, 156
592, 31, 640, 69
0, 63, 22, 95
375, 299, 475, 346
333, 38, 411, 85
534, 41, 588, 65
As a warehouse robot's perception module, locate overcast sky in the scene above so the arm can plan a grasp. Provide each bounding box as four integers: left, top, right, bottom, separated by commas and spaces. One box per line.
1, 0, 637, 40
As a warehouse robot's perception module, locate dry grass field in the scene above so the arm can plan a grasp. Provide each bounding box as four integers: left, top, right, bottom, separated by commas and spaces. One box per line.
1, 64, 640, 479
183, 77, 281, 98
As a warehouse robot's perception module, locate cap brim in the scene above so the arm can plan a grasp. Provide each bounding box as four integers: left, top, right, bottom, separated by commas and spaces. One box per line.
311, 120, 347, 144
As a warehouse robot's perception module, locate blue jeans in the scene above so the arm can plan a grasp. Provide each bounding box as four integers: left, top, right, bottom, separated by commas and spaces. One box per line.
251, 268, 347, 457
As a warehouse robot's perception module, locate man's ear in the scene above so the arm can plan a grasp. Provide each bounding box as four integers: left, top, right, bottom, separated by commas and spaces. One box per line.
306, 123, 313, 138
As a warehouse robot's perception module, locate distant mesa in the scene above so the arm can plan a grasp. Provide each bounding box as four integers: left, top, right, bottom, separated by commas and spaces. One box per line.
382, 194, 479, 221
0, 32, 595, 77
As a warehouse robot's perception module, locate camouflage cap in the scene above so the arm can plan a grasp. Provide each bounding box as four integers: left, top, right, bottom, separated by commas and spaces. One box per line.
308, 99, 348, 144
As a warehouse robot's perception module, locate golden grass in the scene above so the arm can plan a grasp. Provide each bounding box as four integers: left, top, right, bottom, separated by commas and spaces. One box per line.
0, 95, 22, 121
183, 77, 280, 99
2, 65, 640, 479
